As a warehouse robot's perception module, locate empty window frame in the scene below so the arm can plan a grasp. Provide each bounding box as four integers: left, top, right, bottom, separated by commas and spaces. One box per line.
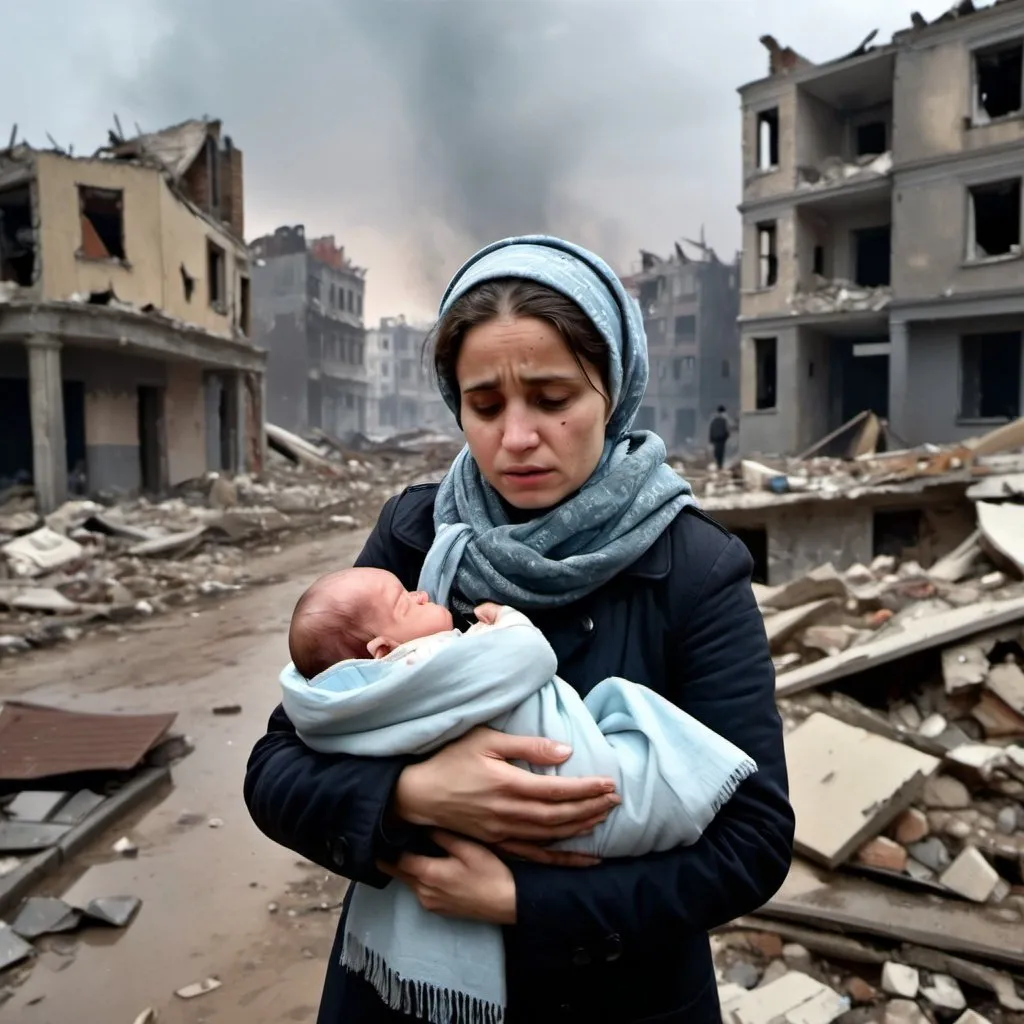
960, 331, 1022, 420
673, 356, 696, 381
974, 40, 1024, 123
856, 121, 888, 157
754, 337, 778, 411
207, 240, 226, 307
674, 314, 696, 344
853, 225, 892, 287
239, 275, 251, 335
757, 222, 778, 288
757, 108, 780, 171
78, 187, 125, 260
0, 185, 35, 285
968, 179, 1022, 259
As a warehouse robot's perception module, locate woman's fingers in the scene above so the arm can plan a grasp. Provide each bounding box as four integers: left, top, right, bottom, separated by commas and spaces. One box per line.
497, 841, 600, 868
491, 802, 613, 841
502, 765, 618, 804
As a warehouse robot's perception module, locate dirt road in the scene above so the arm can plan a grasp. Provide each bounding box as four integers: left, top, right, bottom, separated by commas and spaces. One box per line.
0, 528, 370, 1024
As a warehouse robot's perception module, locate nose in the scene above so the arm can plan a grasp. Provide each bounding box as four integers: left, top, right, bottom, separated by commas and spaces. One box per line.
501, 405, 540, 453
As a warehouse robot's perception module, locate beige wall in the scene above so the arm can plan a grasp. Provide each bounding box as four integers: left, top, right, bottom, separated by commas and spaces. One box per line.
84, 388, 137, 446
741, 212, 796, 318
894, 34, 1024, 164
34, 152, 248, 340
165, 362, 207, 483
742, 88, 798, 203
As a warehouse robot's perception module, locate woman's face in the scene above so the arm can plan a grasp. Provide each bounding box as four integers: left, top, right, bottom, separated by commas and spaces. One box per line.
456, 315, 610, 509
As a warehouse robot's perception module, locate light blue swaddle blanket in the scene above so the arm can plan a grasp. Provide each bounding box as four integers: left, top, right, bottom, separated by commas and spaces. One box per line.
280, 608, 757, 1024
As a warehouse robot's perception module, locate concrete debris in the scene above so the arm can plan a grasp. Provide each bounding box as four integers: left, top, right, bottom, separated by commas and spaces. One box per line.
791, 277, 893, 316
0, 426, 459, 658
797, 151, 893, 190
881, 962, 920, 999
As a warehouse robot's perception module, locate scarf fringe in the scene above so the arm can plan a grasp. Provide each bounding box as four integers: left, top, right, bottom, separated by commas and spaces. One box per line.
710, 758, 757, 817
342, 930, 505, 1024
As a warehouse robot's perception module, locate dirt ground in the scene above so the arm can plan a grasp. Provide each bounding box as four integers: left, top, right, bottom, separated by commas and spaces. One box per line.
0, 527, 371, 1024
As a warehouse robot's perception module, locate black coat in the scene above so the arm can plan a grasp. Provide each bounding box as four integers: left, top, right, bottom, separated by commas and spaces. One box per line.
244, 483, 794, 1024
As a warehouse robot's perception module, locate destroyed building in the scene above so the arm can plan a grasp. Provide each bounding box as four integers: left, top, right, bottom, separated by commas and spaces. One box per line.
621, 242, 740, 451
0, 119, 265, 513
364, 316, 451, 436
738, 0, 1024, 457
250, 226, 368, 438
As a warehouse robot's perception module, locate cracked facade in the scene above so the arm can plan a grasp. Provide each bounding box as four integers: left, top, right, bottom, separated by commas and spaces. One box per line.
0, 118, 265, 512
250, 225, 368, 438
738, 0, 1024, 456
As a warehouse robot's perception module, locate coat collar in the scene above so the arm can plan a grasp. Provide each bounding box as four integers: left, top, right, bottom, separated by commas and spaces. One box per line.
391, 483, 671, 581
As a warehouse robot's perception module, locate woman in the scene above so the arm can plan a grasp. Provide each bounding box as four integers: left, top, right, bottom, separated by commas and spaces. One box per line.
245, 235, 794, 1023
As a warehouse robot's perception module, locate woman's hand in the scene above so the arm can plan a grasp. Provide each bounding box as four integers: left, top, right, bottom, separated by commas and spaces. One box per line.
379, 831, 517, 924
393, 726, 620, 844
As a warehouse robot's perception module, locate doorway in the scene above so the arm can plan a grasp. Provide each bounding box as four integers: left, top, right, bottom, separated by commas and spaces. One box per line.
137, 386, 166, 493
839, 340, 890, 423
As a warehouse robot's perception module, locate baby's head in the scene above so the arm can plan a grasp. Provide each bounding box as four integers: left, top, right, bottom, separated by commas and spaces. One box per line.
288, 567, 454, 678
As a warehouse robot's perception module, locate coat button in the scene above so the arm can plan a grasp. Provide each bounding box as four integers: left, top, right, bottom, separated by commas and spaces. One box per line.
571, 946, 591, 967
580, 615, 594, 633
329, 836, 350, 869
604, 933, 623, 962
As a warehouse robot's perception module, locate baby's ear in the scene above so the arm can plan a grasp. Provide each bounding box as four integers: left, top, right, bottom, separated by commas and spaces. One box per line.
367, 636, 398, 659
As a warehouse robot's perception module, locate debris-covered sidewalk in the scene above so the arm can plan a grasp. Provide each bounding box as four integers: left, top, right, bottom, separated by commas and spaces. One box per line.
0, 424, 460, 660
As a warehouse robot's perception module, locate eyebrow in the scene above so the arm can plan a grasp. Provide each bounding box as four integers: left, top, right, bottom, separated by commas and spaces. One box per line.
463, 373, 579, 393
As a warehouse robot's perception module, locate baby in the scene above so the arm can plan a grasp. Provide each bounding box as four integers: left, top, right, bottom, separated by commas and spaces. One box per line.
288, 566, 500, 677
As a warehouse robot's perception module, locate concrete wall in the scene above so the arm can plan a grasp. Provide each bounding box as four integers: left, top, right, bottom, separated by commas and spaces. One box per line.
165, 362, 206, 483
893, 19, 1024, 165
796, 92, 845, 171
901, 316, 1024, 444
33, 152, 248, 340
893, 157, 1024, 301
741, 86, 798, 202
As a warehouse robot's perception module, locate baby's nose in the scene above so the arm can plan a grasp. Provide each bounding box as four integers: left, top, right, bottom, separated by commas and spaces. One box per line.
412, 591, 428, 604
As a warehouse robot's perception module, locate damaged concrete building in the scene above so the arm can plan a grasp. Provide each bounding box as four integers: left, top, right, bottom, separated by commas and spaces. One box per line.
622, 242, 740, 451
0, 119, 265, 512
739, 0, 1024, 456
364, 316, 451, 436
250, 226, 368, 438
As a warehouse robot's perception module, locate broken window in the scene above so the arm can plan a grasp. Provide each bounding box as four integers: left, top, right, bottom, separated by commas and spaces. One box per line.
757, 222, 778, 288
975, 41, 1023, 122
968, 179, 1022, 259
856, 121, 887, 157
674, 315, 696, 344
812, 245, 825, 277
757, 108, 779, 171
854, 225, 892, 287
180, 264, 195, 301
357, 293, 364, 318
0, 185, 35, 286
638, 279, 660, 313
960, 331, 1022, 420
754, 337, 777, 411
78, 187, 125, 260
207, 240, 226, 308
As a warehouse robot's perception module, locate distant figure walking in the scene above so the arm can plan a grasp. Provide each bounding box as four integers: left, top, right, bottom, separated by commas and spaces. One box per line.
709, 406, 731, 469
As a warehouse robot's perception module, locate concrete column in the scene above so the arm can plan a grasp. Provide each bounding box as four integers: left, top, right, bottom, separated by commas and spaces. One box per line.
232, 371, 247, 473
888, 318, 910, 445
257, 371, 268, 476
26, 334, 68, 513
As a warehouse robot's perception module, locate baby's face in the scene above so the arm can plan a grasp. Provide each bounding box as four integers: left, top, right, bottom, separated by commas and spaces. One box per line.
362, 571, 454, 645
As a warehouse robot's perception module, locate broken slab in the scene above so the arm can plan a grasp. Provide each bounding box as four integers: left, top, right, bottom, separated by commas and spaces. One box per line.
986, 661, 1024, 716
881, 962, 919, 998
764, 600, 838, 650
776, 595, 1024, 697
929, 531, 984, 583
0, 587, 79, 614
10, 896, 80, 939
0, 821, 71, 853
939, 846, 1000, 903
757, 565, 849, 612
971, 690, 1024, 738
2, 527, 84, 576
127, 525, 207, 558
784, 713, 940, 869
728, 970, 847, 1024
6, 790, 69, 822
0, 922, 33, 972
977, 501, 1024, 577
942, 644, 989, 694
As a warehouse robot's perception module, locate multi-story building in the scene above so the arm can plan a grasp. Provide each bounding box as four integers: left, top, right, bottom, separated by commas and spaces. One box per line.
622, 244, 740, 451
0, 118, 264, 511
738, 0, 1024, 455
250, 226, 368, 437
365, 316, 452, 436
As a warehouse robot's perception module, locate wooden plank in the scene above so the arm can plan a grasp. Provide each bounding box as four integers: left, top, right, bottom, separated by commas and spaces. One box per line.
760, 859, 1024, 971
775, 595, 1024, 698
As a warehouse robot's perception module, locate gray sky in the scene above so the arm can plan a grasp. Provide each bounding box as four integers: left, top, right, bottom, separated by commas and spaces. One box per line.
10, 0, 956, 320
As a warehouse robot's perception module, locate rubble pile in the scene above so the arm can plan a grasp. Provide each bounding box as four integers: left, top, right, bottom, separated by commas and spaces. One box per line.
797, 151, 894, 190
792, 276, 893, 316
0, 424, 461, 658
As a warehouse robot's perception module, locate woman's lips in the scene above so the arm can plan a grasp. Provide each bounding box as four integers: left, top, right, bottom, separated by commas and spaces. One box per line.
502, 468, 554, 486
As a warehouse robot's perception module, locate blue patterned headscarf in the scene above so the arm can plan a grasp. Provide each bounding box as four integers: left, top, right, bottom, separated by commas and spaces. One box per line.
419, 235, 697, 611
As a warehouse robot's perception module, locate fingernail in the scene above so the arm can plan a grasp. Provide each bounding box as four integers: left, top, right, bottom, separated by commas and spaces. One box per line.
601, 781, 616, 792
608, 794, 622, 805
551, 743, 572, 758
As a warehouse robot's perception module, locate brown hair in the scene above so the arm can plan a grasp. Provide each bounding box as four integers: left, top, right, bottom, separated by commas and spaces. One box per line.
429, 279, 611, 416
288, 569, 373, 678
